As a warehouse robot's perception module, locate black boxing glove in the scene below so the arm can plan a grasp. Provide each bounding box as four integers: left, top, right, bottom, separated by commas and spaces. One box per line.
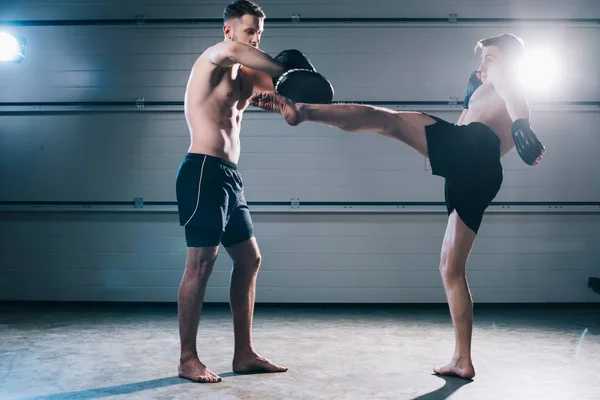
273, 49, 334, 104
512, 119, 545, 165
463, 71, 482, 109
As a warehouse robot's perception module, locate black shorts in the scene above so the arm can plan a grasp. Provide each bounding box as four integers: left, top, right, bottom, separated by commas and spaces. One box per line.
175, 153, 254, 248
424, 115, 503, 234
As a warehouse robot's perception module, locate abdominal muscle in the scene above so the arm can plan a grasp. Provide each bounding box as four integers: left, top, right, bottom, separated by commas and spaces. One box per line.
186, 107, 243, 165
184, 74, 250, 165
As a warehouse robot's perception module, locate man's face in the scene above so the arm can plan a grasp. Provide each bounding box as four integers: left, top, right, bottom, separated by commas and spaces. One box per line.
477, 45, 503, 83
225, 14, 264, 48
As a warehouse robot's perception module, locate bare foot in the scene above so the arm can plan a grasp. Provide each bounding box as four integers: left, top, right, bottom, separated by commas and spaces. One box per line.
178, 355, 222, 383
433, 358, 475, 380
233, 352, 288, 375
250, 91, 303, 126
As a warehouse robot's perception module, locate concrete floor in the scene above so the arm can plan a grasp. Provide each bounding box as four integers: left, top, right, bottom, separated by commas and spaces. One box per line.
0, 303, 598, 400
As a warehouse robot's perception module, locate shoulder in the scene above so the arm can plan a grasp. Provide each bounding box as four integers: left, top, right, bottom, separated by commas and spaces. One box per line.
194, 46, 224, 70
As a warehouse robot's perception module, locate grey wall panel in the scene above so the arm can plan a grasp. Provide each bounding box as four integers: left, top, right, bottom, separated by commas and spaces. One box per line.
1, 212, 598, 303
1, 0, 599, 304
2, 0, 599, 20
2, 110, 599, 203
1, 24, 597, 103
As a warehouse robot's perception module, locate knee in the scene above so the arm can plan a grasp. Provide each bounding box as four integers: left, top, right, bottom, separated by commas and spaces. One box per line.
439, 253, 466, 283
186, 248, 218, 278
235, 252, 262, 274
248, 252, 262, 271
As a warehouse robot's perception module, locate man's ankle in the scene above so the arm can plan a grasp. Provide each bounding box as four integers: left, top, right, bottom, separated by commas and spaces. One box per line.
180, 351, 198, 363
233, 346, 256, 358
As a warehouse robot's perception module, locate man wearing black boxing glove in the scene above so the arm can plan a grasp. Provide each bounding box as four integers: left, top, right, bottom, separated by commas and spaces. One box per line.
174, 0, 291, 384
272, 49, 334, 104
482, 52, 546, 166
252, 33, 545, 380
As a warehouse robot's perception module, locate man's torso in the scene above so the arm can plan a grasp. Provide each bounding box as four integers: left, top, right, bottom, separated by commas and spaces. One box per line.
460, 83, 515, 157
184, 46, 257, 164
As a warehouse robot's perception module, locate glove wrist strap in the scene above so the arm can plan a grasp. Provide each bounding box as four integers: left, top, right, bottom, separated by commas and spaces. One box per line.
511, 118, 531, 133
274, 68, 318, 90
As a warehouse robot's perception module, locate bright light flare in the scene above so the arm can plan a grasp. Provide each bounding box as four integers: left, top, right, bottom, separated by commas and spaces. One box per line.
0, 32, 25, 63
518, 49, 559, 90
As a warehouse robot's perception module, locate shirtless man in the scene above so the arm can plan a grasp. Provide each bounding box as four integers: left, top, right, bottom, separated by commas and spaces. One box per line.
174, 0, 289, 383
251, 33, 545, 380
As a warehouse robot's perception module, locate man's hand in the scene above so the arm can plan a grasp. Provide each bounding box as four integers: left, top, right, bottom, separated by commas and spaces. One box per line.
511, 119, 546, 166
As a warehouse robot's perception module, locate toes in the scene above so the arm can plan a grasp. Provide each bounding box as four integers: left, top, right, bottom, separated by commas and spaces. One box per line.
209, 371, 222, 381
263, 361, 288, 372
433, 365, 453, 375
179, 367, 223, 383
432, 364, 474, 380
273, 364, 288, 372
200, 374, 222, 383
233, 359, 288, 374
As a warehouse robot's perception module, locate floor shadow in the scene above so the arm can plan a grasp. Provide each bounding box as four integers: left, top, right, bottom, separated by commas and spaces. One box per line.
218, 370, 288, 378
410, 374, 473, 400
19, 376, 186, 400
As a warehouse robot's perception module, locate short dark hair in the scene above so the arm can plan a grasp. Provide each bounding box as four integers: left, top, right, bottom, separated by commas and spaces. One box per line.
223, 0, 265, 24
475, 33, 525, 61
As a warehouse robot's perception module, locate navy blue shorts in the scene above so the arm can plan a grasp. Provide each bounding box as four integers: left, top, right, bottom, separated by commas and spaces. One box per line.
175, 153, 254, 248
424, 115, 504, 234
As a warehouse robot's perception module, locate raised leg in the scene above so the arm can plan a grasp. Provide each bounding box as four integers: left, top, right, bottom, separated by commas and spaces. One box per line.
225, 237, 288, 374
178, 246, 223, 383
433, 211, 477, 380
250, 91, 436, 157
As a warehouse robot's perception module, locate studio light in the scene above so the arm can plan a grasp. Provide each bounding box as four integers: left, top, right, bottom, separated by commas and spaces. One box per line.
0, 32, 26, 63
519, 48, 559, 90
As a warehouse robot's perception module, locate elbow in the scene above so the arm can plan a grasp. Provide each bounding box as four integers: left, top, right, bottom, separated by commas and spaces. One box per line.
223, 41, 241, 61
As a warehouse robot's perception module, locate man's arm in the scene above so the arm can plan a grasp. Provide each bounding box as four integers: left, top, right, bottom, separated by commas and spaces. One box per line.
209, 41, 284, 78
493, 73, 545, 166
458, 70, 481, 126
492, 77, 531, 121
252, 69, 276, 92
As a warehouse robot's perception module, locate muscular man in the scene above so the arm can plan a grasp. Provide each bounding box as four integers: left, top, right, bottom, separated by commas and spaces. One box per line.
175, 0, 289, 383
251, 33, 545, 379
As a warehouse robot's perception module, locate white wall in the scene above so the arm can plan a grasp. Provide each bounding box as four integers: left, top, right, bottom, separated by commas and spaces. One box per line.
2, 211, 599, 303
1, 0, 599, 303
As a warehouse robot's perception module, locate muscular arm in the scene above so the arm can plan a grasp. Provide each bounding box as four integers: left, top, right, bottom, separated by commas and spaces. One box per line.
488, 65, 530, 122
252, 69, 276, 92
493, 72, 545, 166
210, 41, 284, 77
490, 72, 530, 122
